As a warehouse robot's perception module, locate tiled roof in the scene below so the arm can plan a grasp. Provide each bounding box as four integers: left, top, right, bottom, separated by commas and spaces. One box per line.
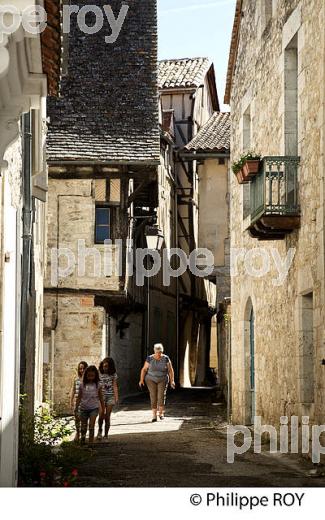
47, 0, 160, 164
158, 57, 211, 89
41, 0, 62, 97
185, 112, 230, 152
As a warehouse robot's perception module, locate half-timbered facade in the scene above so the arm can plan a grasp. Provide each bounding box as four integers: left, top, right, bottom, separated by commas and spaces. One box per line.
158, 58, 222, 386
182, 111, 231, 397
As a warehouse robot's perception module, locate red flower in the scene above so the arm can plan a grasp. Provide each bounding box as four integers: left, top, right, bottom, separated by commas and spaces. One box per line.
71, 469, 78, 477
63, 481, 69, 487
40, 472, 46, 479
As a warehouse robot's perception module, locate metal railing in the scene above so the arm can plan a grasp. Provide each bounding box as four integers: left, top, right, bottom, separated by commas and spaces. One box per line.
250, 156, 300, 223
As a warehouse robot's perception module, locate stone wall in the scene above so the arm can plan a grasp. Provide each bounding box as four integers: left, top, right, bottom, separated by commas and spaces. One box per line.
45, 178, 121, 291
0, 138, 22, 486
43, 290, 147, 410
109, 313, 144, 397
198, 159, 229, 267
230, 0, 325, 428
44, 294, 106, 411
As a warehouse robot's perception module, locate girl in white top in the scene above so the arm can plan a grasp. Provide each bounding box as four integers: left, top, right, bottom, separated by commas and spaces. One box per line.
70, 361, 88, 442
97, 357, 119, 441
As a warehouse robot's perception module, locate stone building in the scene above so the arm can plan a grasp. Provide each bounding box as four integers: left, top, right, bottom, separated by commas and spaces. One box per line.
182, 112, 231, 396
159, 58, 217, 387
225, 0, 325, 430
44, 1, 231, 408
0, 0, 62, 487
44, 0, 165, 409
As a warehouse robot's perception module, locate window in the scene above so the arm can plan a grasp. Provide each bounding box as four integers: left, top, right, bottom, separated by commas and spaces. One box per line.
284, 34, 298, 156
94, 178, 121, 243
167, 311, 175, 356
95, 206, 111, 243
153, 307, 162, 343
243, 105, 251, 220
265, 0, 273, 22
261, 0, 273, 32
243, 106, 251, 151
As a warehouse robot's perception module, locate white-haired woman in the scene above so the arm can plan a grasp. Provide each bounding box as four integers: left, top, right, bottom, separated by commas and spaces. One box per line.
139, 343, 175, 422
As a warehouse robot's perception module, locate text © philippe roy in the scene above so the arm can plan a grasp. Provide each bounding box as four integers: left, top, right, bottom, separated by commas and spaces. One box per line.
0, 3, 129, 44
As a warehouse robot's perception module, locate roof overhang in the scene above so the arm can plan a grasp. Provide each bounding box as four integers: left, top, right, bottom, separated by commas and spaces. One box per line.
48, 159, 160, 167
178, 150, 230, 160
224, 0, 243, 105
207, 63, 220, 112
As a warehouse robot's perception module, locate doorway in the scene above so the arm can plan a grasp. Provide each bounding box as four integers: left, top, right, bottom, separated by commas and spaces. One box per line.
249, 308, 255, 424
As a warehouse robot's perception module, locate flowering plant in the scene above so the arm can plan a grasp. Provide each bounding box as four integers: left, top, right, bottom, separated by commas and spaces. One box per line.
232, 152, 261, 174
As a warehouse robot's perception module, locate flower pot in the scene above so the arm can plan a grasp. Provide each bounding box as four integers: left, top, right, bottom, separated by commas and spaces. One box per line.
242, 159, 260, 179
235, 167, 250, 185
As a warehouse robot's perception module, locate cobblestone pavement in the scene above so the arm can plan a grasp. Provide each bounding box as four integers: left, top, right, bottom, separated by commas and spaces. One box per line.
73, 387, 325, 487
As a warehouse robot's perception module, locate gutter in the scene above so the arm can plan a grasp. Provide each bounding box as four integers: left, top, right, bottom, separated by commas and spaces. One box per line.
178, 151, 230, 160
47, 159, 160, 167
20, 112, 33, 394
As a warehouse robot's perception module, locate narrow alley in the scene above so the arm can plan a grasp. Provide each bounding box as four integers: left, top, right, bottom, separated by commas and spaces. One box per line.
74, 389, 324, 488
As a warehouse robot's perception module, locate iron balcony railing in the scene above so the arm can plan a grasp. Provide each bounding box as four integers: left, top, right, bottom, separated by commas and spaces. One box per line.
250, 156, 300, 224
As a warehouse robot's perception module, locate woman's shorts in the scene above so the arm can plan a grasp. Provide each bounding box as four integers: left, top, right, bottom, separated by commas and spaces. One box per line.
79, 408, 99, 419
104, 395, 115, 406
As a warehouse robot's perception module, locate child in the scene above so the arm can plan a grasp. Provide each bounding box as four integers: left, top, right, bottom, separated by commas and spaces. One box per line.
75, 365, 104, 445
97, 357, 119, 440
70, 361, 88, 442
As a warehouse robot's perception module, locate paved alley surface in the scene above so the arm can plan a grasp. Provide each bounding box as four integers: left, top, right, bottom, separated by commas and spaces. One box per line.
74, 388, 325, 487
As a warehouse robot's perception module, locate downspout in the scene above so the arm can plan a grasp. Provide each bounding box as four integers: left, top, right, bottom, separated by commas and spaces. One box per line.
20, 112, 33, 399
174, 162, 179, 382
227, 309, 232, 423
323, 2, 325, 367
49, 193, 62, 406
0, 163, 5, 459
161, 135, 180, 381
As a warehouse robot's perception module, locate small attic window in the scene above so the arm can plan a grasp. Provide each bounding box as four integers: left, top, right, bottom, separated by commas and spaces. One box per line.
261, 0, 273, 33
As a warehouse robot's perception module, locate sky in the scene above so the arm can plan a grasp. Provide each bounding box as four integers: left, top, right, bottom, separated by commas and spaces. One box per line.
157, 0, 236, 109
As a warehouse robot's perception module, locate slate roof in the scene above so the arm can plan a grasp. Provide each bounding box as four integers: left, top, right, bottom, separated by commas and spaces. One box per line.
158, 57, 211, 89
185, 112, 230, 152
47, 0, 160, 164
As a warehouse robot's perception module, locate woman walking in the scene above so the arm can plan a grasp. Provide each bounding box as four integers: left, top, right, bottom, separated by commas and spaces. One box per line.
139, 343, 175, 422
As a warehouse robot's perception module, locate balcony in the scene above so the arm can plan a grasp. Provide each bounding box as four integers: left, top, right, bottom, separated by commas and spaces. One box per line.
248, 156, 301, 240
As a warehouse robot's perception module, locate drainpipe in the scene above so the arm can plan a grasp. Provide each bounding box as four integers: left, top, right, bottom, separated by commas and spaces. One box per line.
20, 112, 33, 400
174, 170, 179, 382
226, 299, 232, 424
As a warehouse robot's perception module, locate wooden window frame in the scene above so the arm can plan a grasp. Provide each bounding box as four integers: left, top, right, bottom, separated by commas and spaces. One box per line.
95, 204, 112, 244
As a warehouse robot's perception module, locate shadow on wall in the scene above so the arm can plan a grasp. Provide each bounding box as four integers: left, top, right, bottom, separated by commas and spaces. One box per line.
0, 416, 17, 487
